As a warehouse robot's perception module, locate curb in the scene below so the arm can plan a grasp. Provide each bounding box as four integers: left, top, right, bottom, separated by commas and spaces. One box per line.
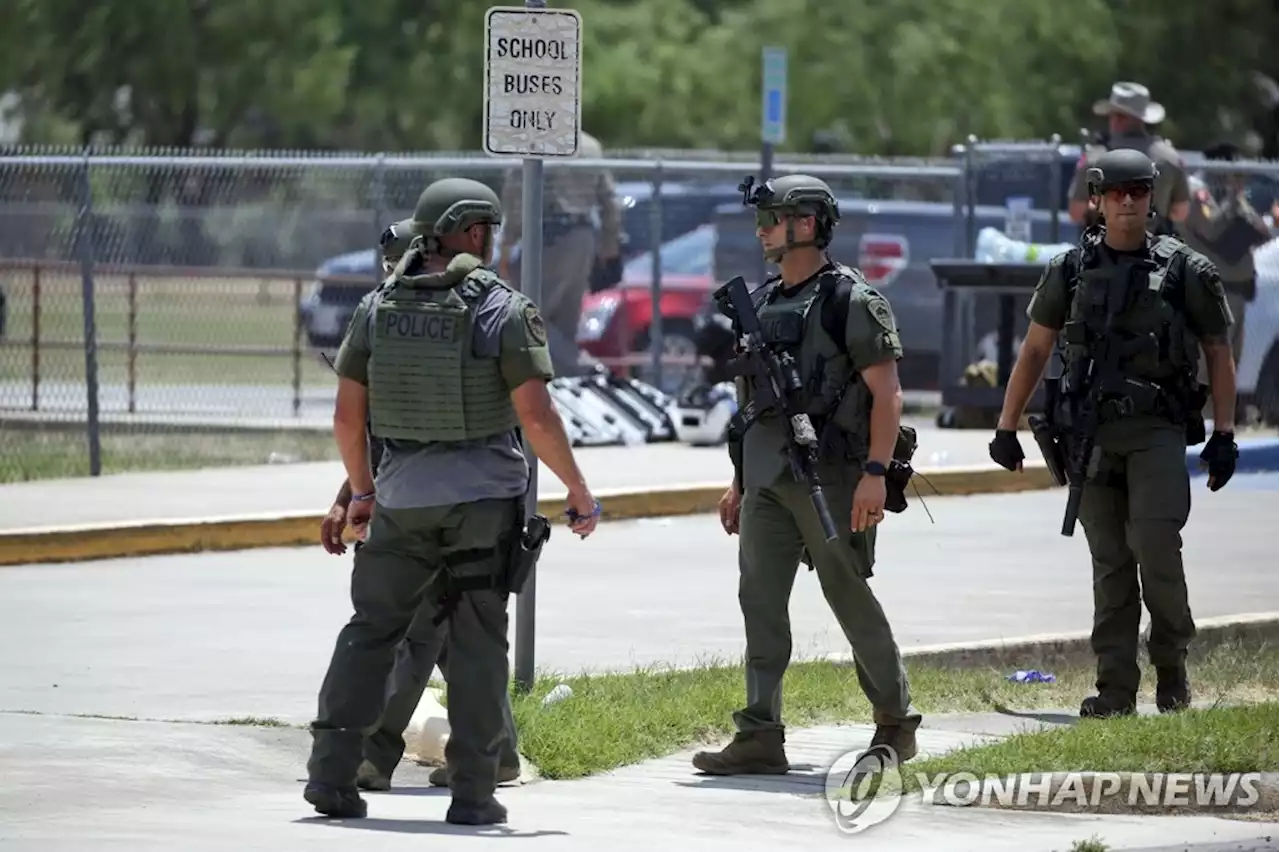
1187, 437, 1279, 476
824, 612, 1279, 671
0, 463, 1057, 567
3, 438, 1273, 568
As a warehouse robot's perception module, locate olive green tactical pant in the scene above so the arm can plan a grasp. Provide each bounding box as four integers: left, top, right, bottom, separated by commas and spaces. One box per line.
308, 498, 519, 803
734, 479, 921, 734
362, 590, 520, 779
1076, 423, 1196, 699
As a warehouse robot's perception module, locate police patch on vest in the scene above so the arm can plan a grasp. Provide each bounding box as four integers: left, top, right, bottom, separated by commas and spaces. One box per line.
523, 303, 548, 346
381, 308, 459, 342
866, 296, 894, 332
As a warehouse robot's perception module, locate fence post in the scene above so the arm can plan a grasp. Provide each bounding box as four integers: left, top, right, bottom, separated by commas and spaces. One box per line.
1048, 133, 1063, 243
514, 0, 549, 696
292, 277, 303, 416
127, 272, 137, 414
76, 147, 103, 476
371, 153, 387, 281
30, 264, 41, 412
648, 159, 664, 391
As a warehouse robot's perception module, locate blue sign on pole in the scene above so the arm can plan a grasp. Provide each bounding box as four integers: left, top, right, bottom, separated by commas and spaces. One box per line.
761, 46, 787, 145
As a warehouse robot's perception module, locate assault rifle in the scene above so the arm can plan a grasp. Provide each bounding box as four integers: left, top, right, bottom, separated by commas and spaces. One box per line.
1056, 231, 1163, 536
714, 275, 838, 542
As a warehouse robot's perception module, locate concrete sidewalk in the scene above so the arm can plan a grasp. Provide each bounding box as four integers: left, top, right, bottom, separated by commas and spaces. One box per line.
0, 705, 1273, 851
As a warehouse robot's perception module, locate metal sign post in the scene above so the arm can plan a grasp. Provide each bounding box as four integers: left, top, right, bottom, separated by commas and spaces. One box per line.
483, 1, 583, 693
758, 46, 787, 286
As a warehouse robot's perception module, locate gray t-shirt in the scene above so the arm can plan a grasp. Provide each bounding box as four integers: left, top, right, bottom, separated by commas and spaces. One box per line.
335, 268, 556, 510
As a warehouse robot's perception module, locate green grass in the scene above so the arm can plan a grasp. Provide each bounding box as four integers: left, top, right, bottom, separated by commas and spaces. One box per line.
500, 640, 1278, 780
0, 271, 335, 386
0, 427, 340, 482
898, 702, 1278, 794
1069, 839, 1109, 852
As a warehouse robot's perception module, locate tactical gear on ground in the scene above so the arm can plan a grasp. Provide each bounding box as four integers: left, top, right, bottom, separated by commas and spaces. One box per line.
412, 178, 502, 237
740, 173, 841, 258
691, 729, 790, 775
367, 256, 520, 444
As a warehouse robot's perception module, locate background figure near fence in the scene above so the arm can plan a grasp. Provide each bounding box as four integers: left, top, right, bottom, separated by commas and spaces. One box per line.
497, 130, 622, 378
1175, 140, 1276, 397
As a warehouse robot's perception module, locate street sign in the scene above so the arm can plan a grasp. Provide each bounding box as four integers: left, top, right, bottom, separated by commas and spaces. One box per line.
761, 46, 787, 145
483, 6, 583, 158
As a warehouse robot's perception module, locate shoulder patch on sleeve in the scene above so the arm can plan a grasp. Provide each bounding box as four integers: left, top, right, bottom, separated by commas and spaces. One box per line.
866, 294, 895, 332
521, 300, 548, 346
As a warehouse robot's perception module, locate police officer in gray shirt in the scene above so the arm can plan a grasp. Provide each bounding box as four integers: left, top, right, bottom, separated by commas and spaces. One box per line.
317, 218, 522, 795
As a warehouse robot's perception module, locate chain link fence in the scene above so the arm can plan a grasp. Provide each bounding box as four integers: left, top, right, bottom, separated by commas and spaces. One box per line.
0, 144, 1274, 482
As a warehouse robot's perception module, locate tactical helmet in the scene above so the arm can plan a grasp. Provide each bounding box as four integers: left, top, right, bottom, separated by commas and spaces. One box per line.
411, 177, 502, 237
1087, 148, 1158, 195
740, 173, 840, 256
379, 218, 417, 263
746, 174, 841, 222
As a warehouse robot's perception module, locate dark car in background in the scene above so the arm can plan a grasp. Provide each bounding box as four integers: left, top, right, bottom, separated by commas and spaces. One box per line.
299, 178, 744, 356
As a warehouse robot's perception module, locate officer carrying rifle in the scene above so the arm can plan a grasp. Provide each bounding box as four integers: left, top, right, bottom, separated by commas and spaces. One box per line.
989, 148, 1239, 720
691, 173, 923, 778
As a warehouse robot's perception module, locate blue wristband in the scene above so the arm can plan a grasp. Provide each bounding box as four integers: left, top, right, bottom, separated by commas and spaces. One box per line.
352, 490, 376, 503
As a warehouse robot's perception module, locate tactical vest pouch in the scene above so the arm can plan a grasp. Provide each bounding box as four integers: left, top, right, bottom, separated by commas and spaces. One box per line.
1062, 320, 1089, 346
762, 312, 805, 346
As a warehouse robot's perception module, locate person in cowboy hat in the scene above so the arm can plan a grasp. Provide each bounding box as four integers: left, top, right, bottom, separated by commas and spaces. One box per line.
1068, 82, 1191, 232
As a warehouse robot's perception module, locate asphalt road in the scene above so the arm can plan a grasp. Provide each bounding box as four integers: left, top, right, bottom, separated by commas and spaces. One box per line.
0, 477, 1274, 724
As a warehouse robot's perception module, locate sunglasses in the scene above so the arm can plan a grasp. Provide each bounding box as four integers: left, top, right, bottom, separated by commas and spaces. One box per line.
1103, 183, 1152, 201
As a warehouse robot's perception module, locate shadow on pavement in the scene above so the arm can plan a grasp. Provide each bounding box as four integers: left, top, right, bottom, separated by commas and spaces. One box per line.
674, 762, 827, 796
297, 815, 569, 838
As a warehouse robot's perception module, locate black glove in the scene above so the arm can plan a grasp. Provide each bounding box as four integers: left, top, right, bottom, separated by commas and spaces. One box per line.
1200, 430, 1238, 491
988, 429, 1025, 471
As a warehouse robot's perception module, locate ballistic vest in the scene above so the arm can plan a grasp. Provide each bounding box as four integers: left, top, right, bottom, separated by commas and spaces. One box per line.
367, 254, 519, 444
1060, 235, 1200, 404
740, 264, 873, 486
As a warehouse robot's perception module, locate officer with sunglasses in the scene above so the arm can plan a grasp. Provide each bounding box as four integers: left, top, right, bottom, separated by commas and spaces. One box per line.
990, 148, 1238, 720
692, 174, 922, 777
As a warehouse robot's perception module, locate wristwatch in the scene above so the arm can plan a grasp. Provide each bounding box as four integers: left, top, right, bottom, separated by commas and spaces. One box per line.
864, 461, 887, 477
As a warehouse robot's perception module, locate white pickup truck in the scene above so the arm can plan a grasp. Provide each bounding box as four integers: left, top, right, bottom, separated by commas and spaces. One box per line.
1238, 237, 1279, 425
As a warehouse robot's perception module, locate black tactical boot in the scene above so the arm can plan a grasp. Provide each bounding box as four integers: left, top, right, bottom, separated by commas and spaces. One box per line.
355, 759, 391, 792
430, 762, 522, 787
446, 797, 508, 825
303, 781, 368, 818
1155, 667, 1191, 713
1079, 691, 1137, 719
867, 724, 918, 763
691, 729, 789, 775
